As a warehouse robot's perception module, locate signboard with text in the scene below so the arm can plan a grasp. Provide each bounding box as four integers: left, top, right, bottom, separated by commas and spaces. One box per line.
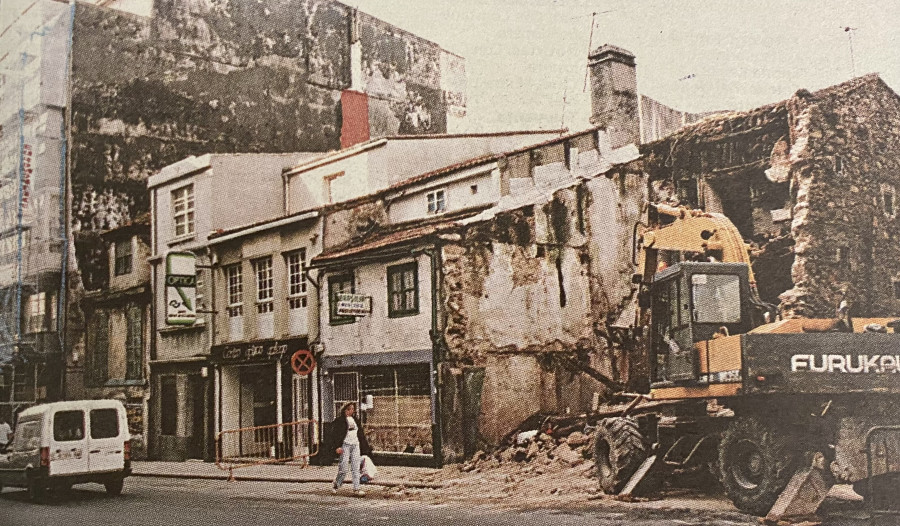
165, 252, 197, 326
336, 293, 372, 316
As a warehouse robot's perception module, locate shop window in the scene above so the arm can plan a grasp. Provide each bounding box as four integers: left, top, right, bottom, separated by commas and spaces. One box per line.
85, 310, 109, 387
160, 376, 177, 436
286, 249, 308, 309
114, 239, 132, 276
328, 273, 355, 325
253, 257, 274, 314
426, 189, 446, 214
125, 304, 143, 380
172, 184, 195, 238
387, 262, 419, 317
226, 264, 243, 317
360, 365, 432, 454
332, 372, 359, 417
90, 408, 119, 439
27, 292, 45, 333
53, 410, 85, 442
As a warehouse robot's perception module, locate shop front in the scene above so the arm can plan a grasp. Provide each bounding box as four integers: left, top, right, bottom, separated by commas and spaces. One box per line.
211, 337, 317, 459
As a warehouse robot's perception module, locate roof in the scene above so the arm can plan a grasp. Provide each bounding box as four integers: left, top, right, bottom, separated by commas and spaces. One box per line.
645, 73, 891, 147
311, 142, 642, 266
17, 399, 125, 419
207, 208, 320, 242
102, 212, 151, 240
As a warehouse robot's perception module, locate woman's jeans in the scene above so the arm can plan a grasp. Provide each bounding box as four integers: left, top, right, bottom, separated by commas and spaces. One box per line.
334, 443, 361, 490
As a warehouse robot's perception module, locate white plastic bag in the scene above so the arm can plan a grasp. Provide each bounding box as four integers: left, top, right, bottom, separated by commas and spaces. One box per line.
359, 454, 378, 483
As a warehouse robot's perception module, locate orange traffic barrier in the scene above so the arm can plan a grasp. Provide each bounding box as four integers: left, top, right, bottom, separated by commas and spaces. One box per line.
215, 419, 319, 481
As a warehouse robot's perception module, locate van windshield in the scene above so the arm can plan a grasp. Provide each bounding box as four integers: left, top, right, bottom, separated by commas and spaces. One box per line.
13, 421, 41, 451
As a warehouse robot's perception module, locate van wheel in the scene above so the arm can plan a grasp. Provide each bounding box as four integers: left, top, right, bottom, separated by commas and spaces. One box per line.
104, 477, 124, 496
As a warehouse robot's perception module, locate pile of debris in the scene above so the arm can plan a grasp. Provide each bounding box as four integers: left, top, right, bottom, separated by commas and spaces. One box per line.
460, 412, 599, 475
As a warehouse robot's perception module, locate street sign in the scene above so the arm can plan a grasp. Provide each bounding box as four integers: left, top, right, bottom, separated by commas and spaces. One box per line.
291, 349, 316, 375
166, 252, 197, 326
336, 293, 372, 316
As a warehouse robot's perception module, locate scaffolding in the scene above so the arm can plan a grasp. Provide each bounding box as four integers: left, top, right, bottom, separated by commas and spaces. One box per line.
0, 0, 73, 414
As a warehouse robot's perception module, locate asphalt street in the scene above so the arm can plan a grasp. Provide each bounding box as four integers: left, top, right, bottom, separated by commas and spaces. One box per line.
0, 476, 881, 526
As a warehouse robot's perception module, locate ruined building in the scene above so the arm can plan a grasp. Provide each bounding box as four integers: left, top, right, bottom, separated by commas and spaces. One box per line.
641, 73, 900, 318
0, 0, 465, 415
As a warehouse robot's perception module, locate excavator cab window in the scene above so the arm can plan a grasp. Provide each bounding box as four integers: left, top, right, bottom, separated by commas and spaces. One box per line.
650, 262, 752, 386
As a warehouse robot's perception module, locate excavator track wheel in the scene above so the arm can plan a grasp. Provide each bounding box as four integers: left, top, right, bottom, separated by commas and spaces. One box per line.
594, 416, 649, 494
717, 416, 799, 516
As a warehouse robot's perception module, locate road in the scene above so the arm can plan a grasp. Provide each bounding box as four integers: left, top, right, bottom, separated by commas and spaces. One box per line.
0, 476, 877, 526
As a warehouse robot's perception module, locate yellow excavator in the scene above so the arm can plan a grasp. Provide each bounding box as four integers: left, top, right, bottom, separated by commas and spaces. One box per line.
594, 204, 900, 520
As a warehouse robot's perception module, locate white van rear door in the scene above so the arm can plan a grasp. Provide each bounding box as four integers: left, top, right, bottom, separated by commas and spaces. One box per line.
49, 409, 89, 476
87, 407, 125, 473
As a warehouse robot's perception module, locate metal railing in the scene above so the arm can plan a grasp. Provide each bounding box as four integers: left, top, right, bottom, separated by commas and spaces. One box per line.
215, 419, 319, 480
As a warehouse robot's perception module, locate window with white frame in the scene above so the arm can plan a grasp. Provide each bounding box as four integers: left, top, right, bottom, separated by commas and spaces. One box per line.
254, 257, 274, 313
226, 264, 243, 317
427, 189, 446, 214
286, 249, 307, 309
171, 184, 195, 238
27, 292, 45, 333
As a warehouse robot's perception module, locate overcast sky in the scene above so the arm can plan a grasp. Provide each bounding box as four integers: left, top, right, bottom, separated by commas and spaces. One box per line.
351, 0, 900, 132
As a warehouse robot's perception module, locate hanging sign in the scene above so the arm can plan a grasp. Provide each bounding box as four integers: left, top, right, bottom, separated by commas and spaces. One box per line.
336, 293, 372, 316
166, 251, 197, 325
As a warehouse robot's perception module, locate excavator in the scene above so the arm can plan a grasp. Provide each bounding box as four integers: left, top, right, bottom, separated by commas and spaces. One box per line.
593, 203, 900, 520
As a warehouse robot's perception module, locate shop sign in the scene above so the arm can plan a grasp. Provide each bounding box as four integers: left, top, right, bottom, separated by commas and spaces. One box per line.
217, 340, 293, 363
336, 293, 372, 316
166, 252, 197, 326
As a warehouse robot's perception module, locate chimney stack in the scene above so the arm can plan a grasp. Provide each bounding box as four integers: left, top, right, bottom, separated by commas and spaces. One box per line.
588, 44, 639, 148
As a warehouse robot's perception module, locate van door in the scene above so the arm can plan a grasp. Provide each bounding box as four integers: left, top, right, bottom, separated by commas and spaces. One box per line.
87, 408, 125, 473
49, 410, 89, 476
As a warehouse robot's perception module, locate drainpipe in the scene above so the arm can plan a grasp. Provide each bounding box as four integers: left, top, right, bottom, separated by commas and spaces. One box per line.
421, 246, 444, 466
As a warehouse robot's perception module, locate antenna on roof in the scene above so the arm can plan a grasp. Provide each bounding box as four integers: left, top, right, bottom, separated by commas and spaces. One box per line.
560, 86, 568, 133
582, 10, 616, 93
842, 26, 858, 78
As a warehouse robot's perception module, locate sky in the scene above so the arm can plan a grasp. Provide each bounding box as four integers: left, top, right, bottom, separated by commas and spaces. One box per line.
350, 0, 900, 132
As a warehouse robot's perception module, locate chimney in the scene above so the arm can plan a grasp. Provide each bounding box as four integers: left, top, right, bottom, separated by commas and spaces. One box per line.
588, 44, 639, 149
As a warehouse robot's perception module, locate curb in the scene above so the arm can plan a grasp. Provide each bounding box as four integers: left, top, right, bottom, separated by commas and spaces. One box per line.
132, 471, 444, 489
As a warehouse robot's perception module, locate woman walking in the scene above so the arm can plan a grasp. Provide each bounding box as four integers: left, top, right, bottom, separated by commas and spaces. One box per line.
331, 401, 372, 496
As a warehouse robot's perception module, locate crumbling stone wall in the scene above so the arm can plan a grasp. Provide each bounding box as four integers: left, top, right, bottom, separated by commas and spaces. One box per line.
781, 76, 900, 317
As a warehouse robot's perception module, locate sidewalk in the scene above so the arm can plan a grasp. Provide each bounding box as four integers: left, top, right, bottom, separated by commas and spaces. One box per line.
131, 461, 445, 488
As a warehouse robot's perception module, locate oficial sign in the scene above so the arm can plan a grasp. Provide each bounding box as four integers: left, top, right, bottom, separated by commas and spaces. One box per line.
166, 252, 197, 326
336, 293, 372, 316
791, 354, 900, 374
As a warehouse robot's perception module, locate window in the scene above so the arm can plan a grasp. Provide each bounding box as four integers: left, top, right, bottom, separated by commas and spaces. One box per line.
691, 274, 742, 324
125, 304, 143, 380
53, 410, 85, 442
171, 184, 195, 238
387, 262, 418, 317
835, 246, 850, 268
85, 309, 109, 387
114, 239, 133, 276
226, 264, 243, 317
12, 421, 41, 452
90, 408, 120, 439
332, 372, 359, 417
254, 257, 274, 313
427, 189, 446, 214
893, 280, 900, 300
160, 376, 177, 435
883, 184, 896, 218
27, 292, 45, 333
833, 156, 844, 176
328, 273, 355, 325
287, 249, 308, 309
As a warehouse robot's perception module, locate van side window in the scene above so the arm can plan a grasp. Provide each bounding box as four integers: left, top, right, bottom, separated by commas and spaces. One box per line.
13, 421, 41, 451
90, 409, 120, 439
53, 411, 85, 442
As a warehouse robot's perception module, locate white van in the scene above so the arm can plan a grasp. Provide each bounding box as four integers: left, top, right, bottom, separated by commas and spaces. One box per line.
0, 399, 131, 500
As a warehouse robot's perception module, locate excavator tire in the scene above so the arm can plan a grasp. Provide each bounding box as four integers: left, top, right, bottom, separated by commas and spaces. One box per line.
594, 416, 649, 494
717, 416, 799, 516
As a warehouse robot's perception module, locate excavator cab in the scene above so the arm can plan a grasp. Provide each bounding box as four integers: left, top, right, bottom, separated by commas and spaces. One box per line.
649, 261, 754, 387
